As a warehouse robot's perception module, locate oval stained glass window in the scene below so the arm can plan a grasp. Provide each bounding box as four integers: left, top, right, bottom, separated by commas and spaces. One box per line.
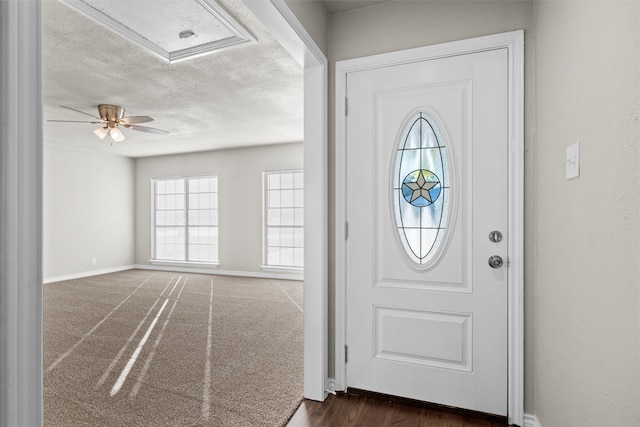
393, 112, 452, 267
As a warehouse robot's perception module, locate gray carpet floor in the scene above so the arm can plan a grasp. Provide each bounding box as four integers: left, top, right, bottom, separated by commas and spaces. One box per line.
44, 270, 303, 426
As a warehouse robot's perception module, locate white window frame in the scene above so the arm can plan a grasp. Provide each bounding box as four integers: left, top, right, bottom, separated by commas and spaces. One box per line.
261, 169, 304, 273
150, 175, 219, 267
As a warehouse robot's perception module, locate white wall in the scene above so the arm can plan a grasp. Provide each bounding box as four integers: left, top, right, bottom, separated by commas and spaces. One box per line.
135, 142, 303, 274
43, 144, 135, 281
534, 1, 640, 425
326, 1, 536, 410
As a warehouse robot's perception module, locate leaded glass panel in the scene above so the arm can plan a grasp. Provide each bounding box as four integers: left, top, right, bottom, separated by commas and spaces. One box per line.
393, 112, 452, 267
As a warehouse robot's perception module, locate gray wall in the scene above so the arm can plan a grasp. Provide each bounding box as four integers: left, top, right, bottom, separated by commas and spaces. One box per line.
43, 144, 135, 280
326, 0, 536, 411
44, 142, 303, 279
134, 142, 303, 274
533, 1, 639, 425
320, 0, 640, 423
285, 0, 328, 55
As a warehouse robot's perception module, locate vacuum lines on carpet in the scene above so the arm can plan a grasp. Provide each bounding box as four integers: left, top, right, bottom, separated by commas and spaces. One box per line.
44, 270, 304, 426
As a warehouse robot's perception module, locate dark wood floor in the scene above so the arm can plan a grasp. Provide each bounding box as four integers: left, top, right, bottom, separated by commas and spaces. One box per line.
287, 393, 510, 427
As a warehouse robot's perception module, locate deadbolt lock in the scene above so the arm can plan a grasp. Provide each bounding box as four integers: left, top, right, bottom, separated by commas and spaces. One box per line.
489, 230, 503, 243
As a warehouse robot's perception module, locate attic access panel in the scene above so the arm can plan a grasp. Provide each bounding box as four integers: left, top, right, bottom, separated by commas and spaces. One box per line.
58, 0, 255, 63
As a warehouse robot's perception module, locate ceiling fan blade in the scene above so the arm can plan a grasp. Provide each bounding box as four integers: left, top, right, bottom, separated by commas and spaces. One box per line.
125, 124, 169, 135
59, 105, 102, 119
48, 119, 104, 124
120, 115, 154, 124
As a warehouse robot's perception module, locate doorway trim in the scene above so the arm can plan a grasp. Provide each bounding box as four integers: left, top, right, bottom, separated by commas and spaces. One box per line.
0, 1, 43, 425
0, 1, 328, 425
334, 30, 524, 425
241, 0, 329, 403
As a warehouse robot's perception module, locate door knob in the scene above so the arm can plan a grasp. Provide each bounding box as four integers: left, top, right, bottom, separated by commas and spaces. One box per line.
488, 255, 503, 269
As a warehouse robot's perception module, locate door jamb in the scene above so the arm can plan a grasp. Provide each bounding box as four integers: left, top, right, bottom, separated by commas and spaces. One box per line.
334, 30, 524, 425
0, 2, 328, 424
233, 0, 331, 402
0, 1, 43, 425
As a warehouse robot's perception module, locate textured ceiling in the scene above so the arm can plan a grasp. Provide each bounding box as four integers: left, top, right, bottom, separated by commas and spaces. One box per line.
44, 0, 303, 158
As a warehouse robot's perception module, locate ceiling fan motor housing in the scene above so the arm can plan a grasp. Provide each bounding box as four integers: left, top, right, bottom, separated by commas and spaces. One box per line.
98, 104, 125, 122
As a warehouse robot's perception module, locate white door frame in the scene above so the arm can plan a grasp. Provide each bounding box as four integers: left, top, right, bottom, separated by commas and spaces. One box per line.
0, 2, 328, 425
0, 1, 44, 425
334, 31, 524, 425
241, 0, 329, 403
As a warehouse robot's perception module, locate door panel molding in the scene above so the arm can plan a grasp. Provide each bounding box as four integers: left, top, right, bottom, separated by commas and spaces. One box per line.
374, 306, 473, 371
335, 30, 524, 425
374, 81, 471, 292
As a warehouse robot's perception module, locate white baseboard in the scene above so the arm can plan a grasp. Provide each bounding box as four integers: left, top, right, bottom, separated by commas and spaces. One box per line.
524, 413, 541, 427
134, 264, 303, 281
45, 264, 304, 284
44, 265, 137, 284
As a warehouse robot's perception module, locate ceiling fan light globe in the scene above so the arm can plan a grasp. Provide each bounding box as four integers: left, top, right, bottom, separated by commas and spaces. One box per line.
94, 126, 109, 139
110, 127, 125, 142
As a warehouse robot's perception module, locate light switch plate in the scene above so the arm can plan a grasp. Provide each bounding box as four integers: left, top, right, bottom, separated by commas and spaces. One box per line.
566, 142, 580, 179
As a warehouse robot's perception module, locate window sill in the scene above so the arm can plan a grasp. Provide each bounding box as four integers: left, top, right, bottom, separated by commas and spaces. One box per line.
149, 259, 219, 269
260, 265, 304, 274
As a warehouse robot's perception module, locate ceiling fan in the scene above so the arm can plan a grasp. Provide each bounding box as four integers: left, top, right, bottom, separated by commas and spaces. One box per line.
49, 104, 169, 143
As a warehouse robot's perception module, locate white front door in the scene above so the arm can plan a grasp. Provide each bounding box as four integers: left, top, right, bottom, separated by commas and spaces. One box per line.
345, 47, 509, 415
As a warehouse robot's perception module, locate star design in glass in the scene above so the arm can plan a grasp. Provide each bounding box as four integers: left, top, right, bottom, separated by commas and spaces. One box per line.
402, 169, 441, 207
